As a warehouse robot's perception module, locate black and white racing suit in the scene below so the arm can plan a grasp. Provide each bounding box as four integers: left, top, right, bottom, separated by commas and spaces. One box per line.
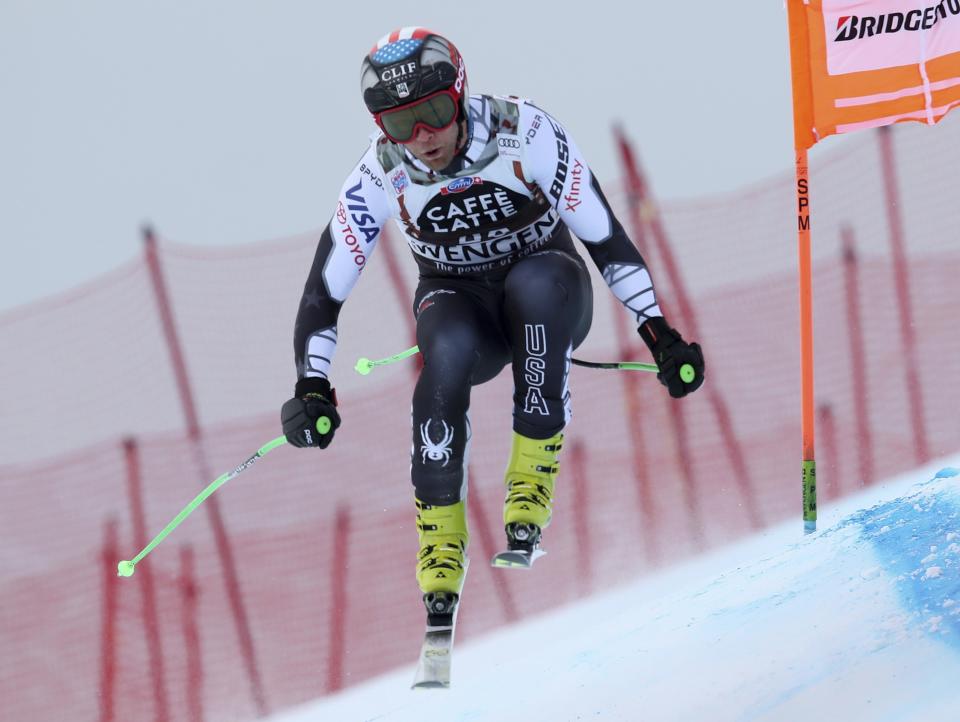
294, 94, 664, 504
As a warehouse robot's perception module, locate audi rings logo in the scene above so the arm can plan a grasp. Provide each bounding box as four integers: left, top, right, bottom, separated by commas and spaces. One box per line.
497, 135, 521, 159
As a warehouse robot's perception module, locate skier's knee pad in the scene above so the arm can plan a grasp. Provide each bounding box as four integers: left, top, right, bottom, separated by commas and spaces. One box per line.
506, 252, 585, 308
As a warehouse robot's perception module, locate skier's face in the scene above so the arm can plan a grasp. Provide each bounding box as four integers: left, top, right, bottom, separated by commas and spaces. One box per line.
403, 120, 464, 171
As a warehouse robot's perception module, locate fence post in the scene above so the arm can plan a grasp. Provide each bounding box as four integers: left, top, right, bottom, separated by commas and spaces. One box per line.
877, 126, 929, 465
142, 226, 268, 716
615, 128, 763, 532
466, 472, 519, 623
569, 439, 593, 596
608, 294, 659, 564
99, 518, 120, 722
326, 506, 351, 693
841, 226, 874, 488
179, 546, 204, 722
124, 437, 171, 722
817, 404, 840, 501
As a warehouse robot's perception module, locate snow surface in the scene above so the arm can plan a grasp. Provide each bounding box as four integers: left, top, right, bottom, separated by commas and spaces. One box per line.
268, 456, 960, 722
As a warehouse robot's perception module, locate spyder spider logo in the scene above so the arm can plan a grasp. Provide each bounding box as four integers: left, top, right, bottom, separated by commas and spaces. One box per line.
420, 419, 455, 466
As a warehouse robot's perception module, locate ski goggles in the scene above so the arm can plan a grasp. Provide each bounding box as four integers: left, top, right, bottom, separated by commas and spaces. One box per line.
375, 88, 460, 143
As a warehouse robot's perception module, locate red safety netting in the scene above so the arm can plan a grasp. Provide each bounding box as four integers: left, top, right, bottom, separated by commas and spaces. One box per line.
2, 116, 958, 722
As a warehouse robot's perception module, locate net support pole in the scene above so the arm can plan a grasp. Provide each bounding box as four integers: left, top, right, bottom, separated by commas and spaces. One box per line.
841, 226, 874, 488
142, 226, 269, 714
123, 437, 171, 722
98, 518, 120, 722
877, 126, 929, 465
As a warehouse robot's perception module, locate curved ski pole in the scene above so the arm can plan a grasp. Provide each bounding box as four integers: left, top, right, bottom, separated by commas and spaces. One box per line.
570, 358, 658, 372
355, 346, 421, 375
356, 345, 696, 383
116, 416, 332, 578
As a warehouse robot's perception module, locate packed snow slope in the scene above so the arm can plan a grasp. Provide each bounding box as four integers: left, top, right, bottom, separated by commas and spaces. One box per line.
269, 457, 960, 722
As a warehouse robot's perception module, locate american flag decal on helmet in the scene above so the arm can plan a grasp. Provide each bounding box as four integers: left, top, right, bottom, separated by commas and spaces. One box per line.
370, 27, 435, 63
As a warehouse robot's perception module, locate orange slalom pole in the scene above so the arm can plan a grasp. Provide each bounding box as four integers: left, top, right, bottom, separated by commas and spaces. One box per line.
796, 150, 816, 533
787, 0, 817, 533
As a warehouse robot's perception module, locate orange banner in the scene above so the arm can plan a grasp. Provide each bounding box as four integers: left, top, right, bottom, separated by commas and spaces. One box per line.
788, 0, 960, 149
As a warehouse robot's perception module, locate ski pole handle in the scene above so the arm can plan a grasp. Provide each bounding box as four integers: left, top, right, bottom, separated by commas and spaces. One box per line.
117, 416, 329, 578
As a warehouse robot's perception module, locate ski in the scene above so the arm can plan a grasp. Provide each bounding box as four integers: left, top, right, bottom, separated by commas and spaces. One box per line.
412, 591, 460, 689
411, 624, 456, 688
491, 547, 546, 568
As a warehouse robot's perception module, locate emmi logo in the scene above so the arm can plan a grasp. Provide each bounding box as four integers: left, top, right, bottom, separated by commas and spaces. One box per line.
440, 177, 482, 195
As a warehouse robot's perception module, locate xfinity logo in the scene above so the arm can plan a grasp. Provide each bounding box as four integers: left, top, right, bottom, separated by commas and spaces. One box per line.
834, 1, 960, 41
564, 160, 584, 212
381, 62, 417, 82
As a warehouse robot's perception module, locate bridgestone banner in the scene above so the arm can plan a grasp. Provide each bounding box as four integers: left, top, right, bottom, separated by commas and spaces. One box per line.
788, 0, 960, 148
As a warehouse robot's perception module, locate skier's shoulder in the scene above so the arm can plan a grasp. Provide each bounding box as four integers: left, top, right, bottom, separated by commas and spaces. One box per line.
482, 94, 568, 149
337, 136, 390, 200
476, 93, 542, 132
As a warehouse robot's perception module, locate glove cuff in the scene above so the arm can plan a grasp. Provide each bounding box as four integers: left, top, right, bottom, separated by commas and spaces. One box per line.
638, 316, 678, 352
295, 376, 337, 405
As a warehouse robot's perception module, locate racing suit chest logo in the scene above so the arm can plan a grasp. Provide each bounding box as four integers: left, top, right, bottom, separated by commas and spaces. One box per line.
420, 182, 525, 236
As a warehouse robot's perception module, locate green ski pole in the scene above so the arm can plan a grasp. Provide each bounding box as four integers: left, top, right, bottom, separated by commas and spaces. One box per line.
356, 345, 696, 384
355, 346, 422, 375
116, 416, 331, 578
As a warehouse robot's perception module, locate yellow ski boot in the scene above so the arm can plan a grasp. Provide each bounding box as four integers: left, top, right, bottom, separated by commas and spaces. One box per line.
501, 430, 563, 556
415, 498, 468, 621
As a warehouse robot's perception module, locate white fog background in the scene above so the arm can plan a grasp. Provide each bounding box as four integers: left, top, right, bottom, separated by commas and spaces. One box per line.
0, 0, 848, 311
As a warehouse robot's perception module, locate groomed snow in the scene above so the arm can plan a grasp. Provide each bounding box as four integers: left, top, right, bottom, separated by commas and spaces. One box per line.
268, 455, 960, 722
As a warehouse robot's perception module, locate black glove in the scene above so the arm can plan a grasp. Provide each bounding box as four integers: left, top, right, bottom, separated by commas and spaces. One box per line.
638, 317, 705, 399
281, 377, 341, 448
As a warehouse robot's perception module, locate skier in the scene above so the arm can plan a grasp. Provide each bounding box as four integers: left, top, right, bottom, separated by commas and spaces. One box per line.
281, 28, 704, 621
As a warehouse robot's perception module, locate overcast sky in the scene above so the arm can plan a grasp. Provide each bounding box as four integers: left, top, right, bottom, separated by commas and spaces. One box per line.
0, 1, 842, 311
